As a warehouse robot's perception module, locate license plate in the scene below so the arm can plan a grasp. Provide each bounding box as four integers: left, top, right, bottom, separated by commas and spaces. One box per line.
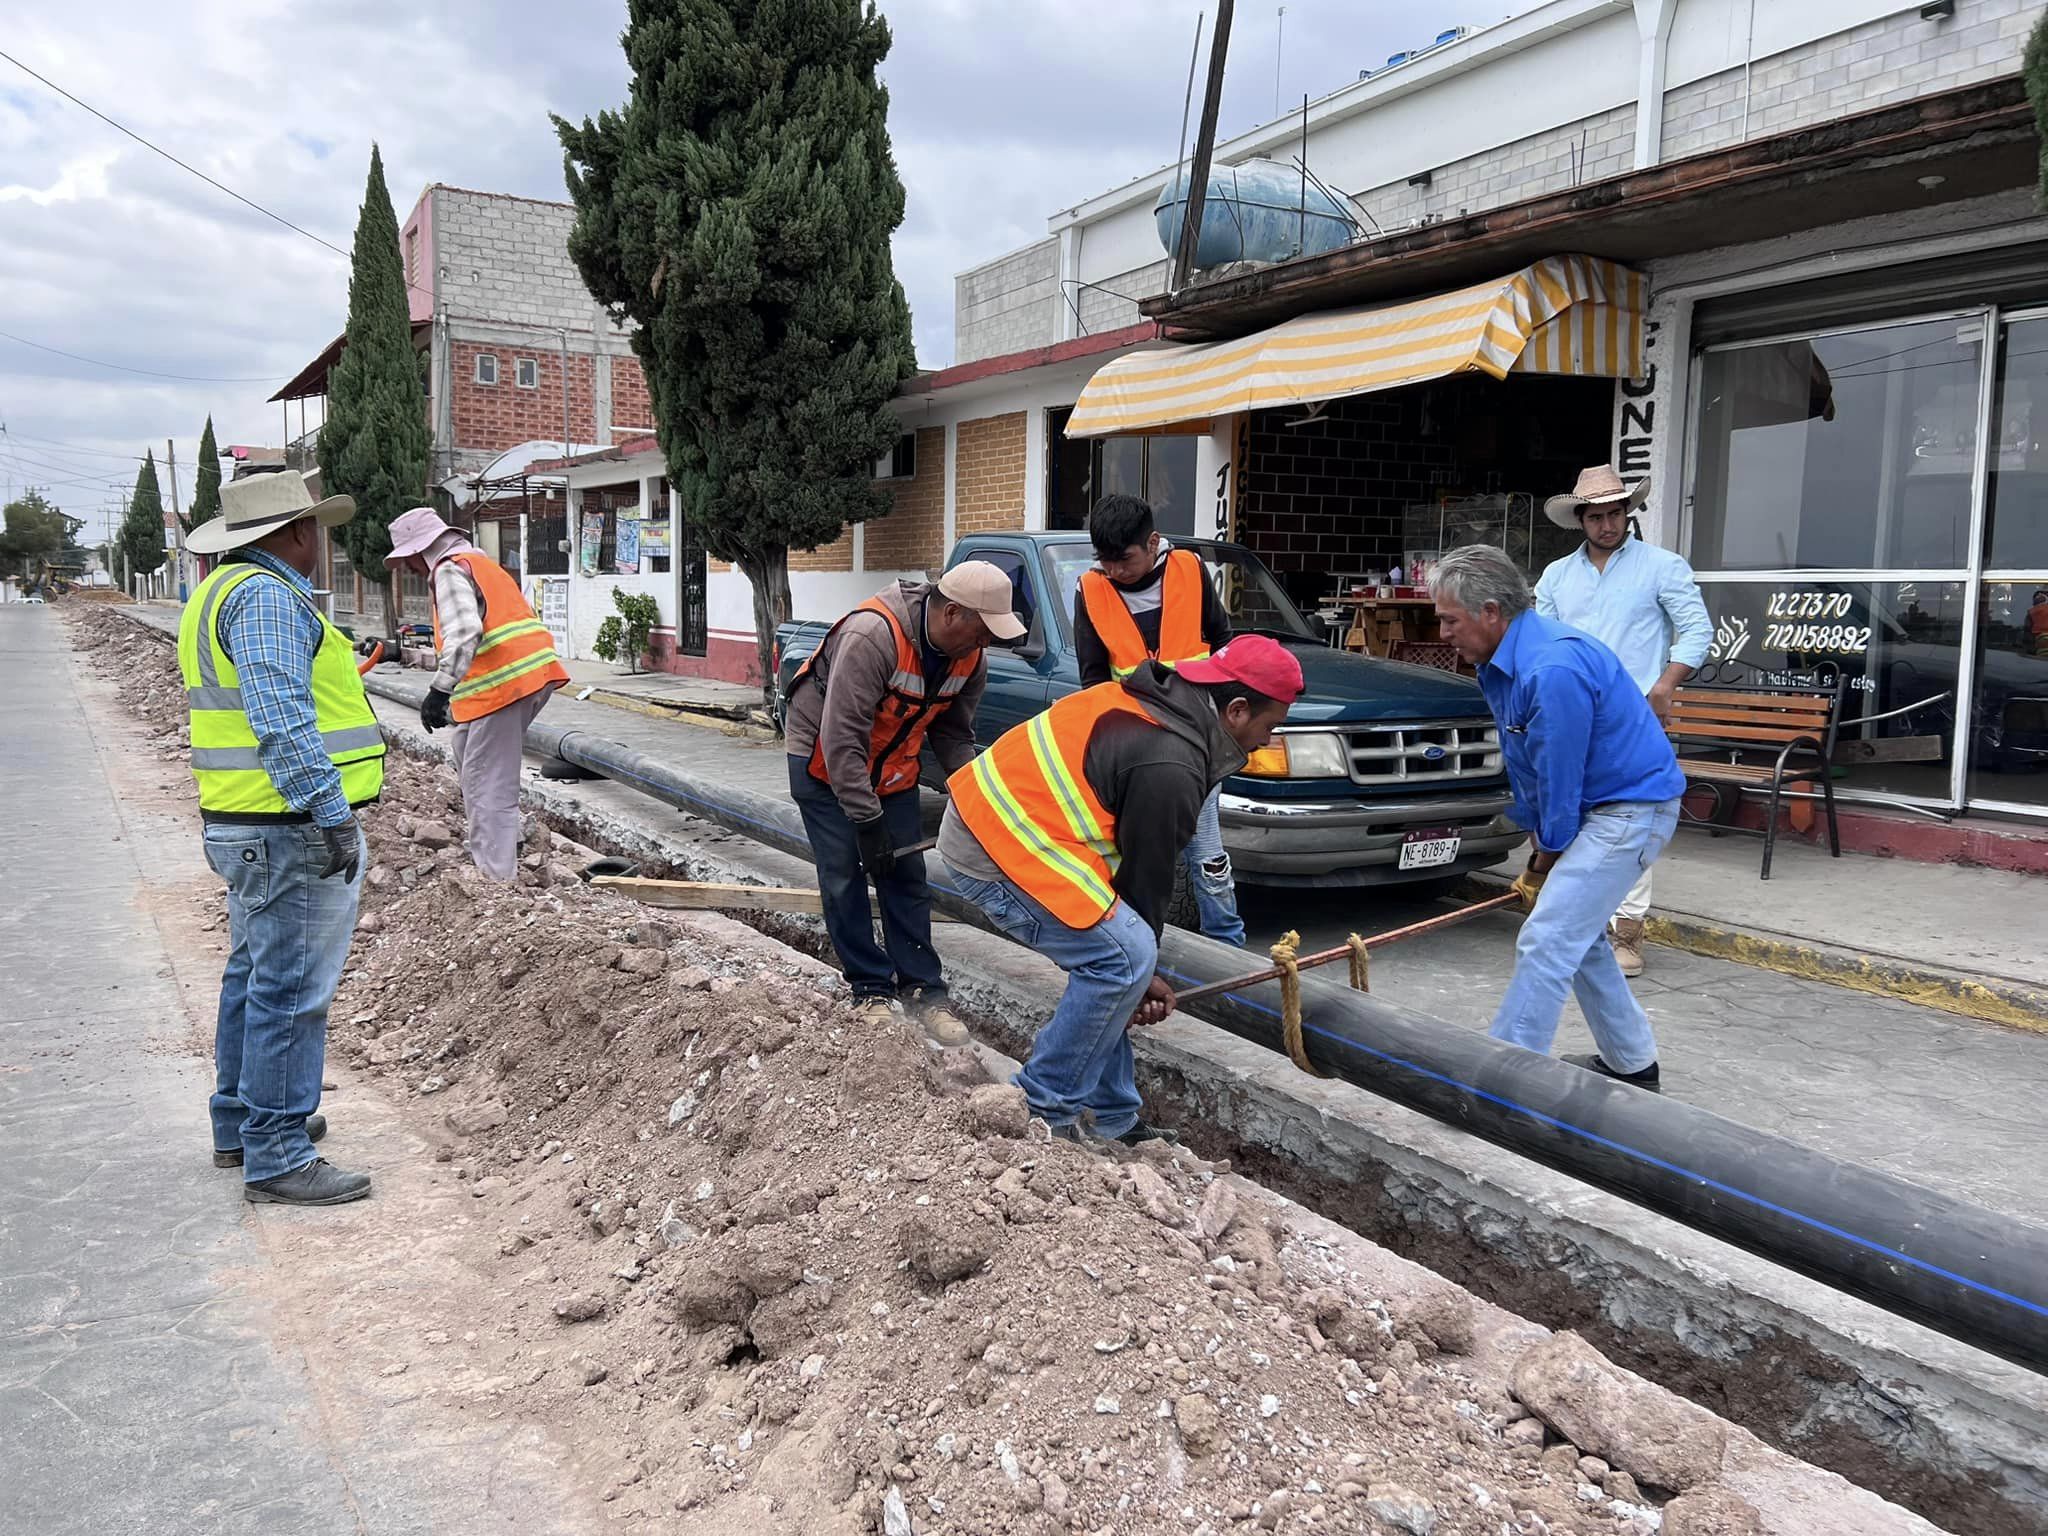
1398, 828, 1461, 871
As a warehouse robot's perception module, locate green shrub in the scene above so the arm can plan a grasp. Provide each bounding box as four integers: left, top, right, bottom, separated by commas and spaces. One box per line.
593, 588, 661, 672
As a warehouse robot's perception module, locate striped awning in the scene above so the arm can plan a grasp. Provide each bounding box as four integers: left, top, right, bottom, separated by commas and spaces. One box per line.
1066, 255, 1646, 438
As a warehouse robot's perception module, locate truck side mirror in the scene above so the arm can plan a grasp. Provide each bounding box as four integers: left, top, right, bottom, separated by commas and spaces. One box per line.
1012, 626, 1047, 662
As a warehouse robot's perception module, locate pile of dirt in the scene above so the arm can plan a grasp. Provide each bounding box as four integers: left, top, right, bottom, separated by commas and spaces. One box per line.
66, 605, 188, 746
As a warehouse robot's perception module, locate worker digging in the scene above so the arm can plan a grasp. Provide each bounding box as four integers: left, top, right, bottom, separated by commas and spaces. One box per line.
938, 635, 1302, 1145
781, 559, 1019, 1047
383, 504, 570, 882
1074, 492, 1245, 947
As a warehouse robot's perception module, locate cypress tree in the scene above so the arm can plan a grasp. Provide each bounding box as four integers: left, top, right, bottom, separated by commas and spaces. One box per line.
190, 415, 223, 527
556, 0, 917, 694
2029, 8, 2048, 204
319, 144, 430, 637
120, 450, 167, 589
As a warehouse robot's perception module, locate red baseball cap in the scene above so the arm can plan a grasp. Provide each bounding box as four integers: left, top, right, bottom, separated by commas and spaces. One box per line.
1176, 634, 1305, 702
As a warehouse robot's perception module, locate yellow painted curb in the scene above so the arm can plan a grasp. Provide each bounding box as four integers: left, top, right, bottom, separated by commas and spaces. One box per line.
584, 689, 776, 742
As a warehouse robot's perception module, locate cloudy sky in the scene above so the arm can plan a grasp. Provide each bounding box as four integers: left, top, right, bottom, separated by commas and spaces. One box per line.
0, 0, 1432, 543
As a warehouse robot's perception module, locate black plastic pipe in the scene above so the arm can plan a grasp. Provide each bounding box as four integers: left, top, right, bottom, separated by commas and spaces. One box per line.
516, 718, 2048, 1375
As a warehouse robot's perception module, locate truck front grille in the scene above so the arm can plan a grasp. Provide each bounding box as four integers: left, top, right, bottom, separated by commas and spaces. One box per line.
1344, 719, 1502, 786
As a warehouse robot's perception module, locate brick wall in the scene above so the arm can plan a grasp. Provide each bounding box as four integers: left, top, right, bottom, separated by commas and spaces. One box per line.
955, 412, 1028, 534
956, 239, 1060, 363
863, 426, 947, 574
611, 356, 654, 433
1660, 1, 2030, 160
1078, 259, 1171, 334
1352, 102, 1637, 232
788, 526, 855, 573
451, 339, 601, 459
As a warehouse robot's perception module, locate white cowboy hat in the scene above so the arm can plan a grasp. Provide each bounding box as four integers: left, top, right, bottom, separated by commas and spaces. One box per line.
185, 469, 354, 555
1542, 464, 1650, 530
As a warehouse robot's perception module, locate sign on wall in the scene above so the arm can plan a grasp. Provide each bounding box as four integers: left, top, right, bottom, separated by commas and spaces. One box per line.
578, 517, 603, 577
614, 517, 641, 574
640, 520, 671, 556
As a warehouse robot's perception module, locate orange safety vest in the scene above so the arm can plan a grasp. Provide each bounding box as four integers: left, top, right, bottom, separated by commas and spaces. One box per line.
794, 593, 981, 798
433, 550, 570, 723
947, 682, 1158, 930
1079, 548, 1210, 679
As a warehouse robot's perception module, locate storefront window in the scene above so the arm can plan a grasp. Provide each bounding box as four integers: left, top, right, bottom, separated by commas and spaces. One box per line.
1966, 581, 2048, 810
1692, 318, 1981, 572
1986, 315, 2048, 569
1043, 407, 1197, 536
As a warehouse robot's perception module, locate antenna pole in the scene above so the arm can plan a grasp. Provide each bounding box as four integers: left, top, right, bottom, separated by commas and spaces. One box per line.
1172, 0, 1235, 294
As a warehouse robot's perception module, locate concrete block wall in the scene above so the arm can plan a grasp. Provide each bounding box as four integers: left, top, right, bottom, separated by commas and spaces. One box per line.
1353, 102, 1637, 234
432, 188, 605, 333
1078, 259, 1171, 334
955, 239, 1060, 363
863, 426, 947, 575
1660, 0, 2032, 160
954, 412, 1028, 534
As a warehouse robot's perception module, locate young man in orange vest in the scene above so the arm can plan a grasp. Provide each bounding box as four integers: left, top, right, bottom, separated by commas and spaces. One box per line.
1073, 494, 1243, 946
783, 562, 1019, 1046
386, 507, 570, 881
938, 636, 1301, 1145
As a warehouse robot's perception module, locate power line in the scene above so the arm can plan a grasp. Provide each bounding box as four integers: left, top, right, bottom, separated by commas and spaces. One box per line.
0, 428, 153, 464
0, 326, 285, 383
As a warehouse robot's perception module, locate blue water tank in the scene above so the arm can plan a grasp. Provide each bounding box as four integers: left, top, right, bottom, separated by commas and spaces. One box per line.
1385, 51, 1409, 68
1153, 158, 1354, 268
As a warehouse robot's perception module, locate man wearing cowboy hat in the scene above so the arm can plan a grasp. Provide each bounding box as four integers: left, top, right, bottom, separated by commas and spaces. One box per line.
385, 507, 570, 881
1534, 465, 1710, 977
180, 470, 383, 1206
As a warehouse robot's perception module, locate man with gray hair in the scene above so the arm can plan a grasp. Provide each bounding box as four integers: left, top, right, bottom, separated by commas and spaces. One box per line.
1431, 545, 1686, 1091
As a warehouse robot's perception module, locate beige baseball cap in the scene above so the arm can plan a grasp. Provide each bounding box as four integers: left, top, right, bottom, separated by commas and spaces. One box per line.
935, 559, 1027, 640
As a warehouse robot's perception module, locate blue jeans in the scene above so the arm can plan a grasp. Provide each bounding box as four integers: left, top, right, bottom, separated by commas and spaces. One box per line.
1490, 799, 1679, 1074
1183, 785, 1245, 947
204, 821, 363, 1182
788, 758, 943, 1002
944, 866, 1154, 1139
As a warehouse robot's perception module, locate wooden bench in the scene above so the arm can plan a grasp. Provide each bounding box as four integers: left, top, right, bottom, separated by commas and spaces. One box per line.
1667, 680, 1845, 880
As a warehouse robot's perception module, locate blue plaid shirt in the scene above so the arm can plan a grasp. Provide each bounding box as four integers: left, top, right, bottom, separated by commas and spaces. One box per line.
214, 549, 352, 827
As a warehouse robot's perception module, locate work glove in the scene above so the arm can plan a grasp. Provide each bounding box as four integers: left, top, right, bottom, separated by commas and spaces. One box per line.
419, 686, 454, 733
1510, 862, 1548, 912
853, 814, 897, 882
318, 818, 362, 883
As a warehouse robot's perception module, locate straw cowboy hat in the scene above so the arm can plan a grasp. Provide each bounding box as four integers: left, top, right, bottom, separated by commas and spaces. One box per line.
1543, 464, 1650, 530
383, 506, 464, 567
185, 469, 354, 555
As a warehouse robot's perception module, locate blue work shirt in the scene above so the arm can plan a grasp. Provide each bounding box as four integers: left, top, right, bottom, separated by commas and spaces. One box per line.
215, 549, 352, 828
1534, 537, 1711, 696
1477, 611, 1685, 853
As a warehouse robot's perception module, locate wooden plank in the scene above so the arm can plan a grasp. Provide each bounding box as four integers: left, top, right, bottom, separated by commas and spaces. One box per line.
592, 875, 957, 922
1672, 689, 1832, 713
1833, 735, 1944, 764
1679, 761, 1778, 783
1668, 721, 1814, 745
1670, 699, 1831, 723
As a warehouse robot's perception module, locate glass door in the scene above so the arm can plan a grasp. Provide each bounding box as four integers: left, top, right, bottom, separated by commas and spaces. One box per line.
1967, 311, 2048, 813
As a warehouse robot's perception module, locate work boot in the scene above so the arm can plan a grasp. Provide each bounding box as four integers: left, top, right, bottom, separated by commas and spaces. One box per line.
214, 1113, 327, 1169
244, 1158, 372, 1206
909, 993, 972, 1049
1563, 1053, 1662, 1094
852, 996, 899, 1028
1116, 1121, 1180, 1148
1608, 917, 1647, 978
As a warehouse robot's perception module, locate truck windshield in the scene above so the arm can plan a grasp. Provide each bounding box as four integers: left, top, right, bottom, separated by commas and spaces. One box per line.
1040, 540, 1318, 646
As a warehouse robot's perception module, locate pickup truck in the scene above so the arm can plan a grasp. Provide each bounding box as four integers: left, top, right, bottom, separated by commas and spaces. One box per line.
774, 533, 1522, 906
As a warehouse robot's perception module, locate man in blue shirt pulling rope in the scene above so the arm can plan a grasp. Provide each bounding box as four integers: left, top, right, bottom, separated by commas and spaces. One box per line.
1431, 545, 1686, 1092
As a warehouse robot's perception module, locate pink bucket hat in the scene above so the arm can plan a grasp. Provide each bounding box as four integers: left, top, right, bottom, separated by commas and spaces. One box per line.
384, 506, 460, 567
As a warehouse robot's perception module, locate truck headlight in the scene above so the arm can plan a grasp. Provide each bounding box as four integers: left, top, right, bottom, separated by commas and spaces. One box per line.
1240, 731, 1349, 779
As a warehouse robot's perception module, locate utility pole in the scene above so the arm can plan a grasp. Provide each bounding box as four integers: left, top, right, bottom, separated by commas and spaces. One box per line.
164, 438, 186, 601
1172, 0, 1235, 295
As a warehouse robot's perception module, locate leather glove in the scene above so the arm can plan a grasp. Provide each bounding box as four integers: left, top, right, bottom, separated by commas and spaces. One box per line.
853, 814, 896, 882
318, 818, 362, 883
419, 686, 454, 733
1510, 863, 1548, 912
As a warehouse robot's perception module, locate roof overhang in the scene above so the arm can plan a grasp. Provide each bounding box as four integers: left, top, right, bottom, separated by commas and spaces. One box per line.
1145, 77, 2037, 341
270, 321, 432, 402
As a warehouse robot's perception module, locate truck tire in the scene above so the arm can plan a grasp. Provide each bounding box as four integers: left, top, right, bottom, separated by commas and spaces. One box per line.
1164, 862, 1201, 933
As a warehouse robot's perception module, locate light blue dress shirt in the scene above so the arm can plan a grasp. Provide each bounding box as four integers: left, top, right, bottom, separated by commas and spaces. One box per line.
1534, 537, 1712, 695
215, 549, 352, 828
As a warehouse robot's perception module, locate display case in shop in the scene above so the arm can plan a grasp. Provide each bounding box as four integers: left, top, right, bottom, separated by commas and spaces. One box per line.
1401, 492, 1581, 581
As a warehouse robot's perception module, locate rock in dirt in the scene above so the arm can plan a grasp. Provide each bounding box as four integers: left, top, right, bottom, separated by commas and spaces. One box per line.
1173, 1392, 1224, 1456
614, 946, 668, 977
1512, 1331, 1727, 1492
1661, 1487, 1766, 1536
577, 1356, 608, 1386
412, 820, 456, 851
1363, 1484, 1436, 1536
445, 1099, 509, 1136
898, 1213, 994, 1285
961, 1083, 1029, 1139
881, 1485, 912, 1536
553, 1292, 606, 1323
1401, 1290, 1477, 1356
1126, 1164, 1181, 1227
670, 1269, 750, 1327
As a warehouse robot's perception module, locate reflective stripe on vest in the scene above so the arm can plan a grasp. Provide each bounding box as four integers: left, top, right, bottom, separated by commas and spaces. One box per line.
435, 551, 569, 722
177, 562, 386, 815
946, 682, 1156, 929
1079, 549, 1211, 679
795, 592, 980, 797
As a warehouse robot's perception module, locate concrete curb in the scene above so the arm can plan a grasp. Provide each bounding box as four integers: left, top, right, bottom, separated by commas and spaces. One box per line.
1463, 872, 2048, 1035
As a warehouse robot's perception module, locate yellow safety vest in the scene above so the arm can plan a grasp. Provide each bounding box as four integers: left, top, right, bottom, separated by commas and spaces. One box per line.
177, 562, 386, 817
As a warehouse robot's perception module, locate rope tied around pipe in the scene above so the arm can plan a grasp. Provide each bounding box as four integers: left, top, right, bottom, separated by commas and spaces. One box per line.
1269, 930, 1372, 1077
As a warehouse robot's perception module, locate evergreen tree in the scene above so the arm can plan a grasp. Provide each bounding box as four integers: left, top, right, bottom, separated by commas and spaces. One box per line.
319, 144, 430, 636
556, 0, 916, 693
119, 451, 167, 588
190, 415, 223, 527
0, 488, 67, 579
2030, 9, 2048, 203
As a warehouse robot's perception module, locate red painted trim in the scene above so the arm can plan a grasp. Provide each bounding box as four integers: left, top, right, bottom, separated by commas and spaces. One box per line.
1686, 792, 2048, 877
645, 630, 762, 687
908, 321, 1163, 396
530, 434, 663, 474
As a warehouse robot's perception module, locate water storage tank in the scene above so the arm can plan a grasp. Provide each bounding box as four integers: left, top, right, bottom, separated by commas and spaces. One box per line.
1154, 158, 1354, 269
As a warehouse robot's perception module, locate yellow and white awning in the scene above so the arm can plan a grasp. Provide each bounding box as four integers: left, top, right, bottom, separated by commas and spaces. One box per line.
1066, 255, 1646, 438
